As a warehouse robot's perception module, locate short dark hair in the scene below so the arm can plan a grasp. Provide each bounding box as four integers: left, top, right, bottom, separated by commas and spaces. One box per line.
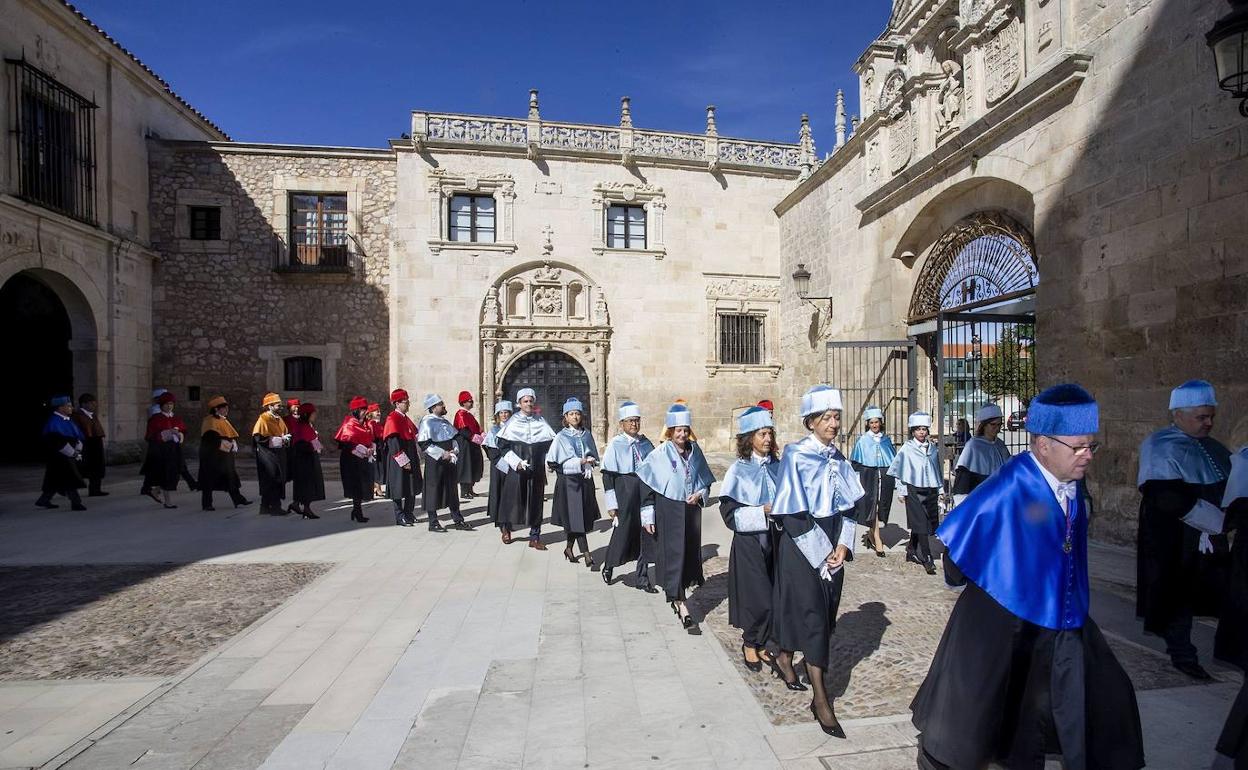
78, 393, 96, 406
735, 429, 779, 461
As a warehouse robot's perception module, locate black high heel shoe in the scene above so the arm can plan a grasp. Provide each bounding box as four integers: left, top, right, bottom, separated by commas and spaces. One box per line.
601, 565, 613, 584
671, 603, 694, 629
302, 508, 320, 520
563, 547, 578, 563
584, 553, 596, 571
809, 702, 846, 739
740, 643, 763, 673
766, 657, 809, 691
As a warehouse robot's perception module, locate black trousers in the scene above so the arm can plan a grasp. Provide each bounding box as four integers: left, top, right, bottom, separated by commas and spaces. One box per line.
393, 497, 415, 524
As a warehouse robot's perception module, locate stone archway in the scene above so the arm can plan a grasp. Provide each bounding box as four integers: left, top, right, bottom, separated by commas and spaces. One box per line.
480, 261, 612, 441
0, 268, 100, 462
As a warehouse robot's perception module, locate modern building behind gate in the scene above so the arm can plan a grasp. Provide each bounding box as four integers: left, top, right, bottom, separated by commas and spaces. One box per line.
2, 0, 1245, 543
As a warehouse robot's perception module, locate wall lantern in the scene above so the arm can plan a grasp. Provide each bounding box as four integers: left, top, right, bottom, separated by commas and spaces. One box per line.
791, 263, 834, 328
1208, 0, 1248, 116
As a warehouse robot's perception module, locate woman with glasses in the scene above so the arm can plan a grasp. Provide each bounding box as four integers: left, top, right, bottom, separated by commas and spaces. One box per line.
888, 411, 943, 576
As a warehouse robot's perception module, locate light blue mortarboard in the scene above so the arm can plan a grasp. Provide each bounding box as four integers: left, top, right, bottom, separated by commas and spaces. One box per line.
563, 398, 584, 415
863, 406, 884, 421
1026, 383, 1099, 435
907, 411, 933, 429
516, 387, 536, 402
424, 393, 444, 411
50, 395, 72, 407
665, 403, 692, 428
618, 401, 642, 420
800, 385, 843, 417
736, 406, 774, 436
493, 400, 513, 415
1169, 379, 1217, 410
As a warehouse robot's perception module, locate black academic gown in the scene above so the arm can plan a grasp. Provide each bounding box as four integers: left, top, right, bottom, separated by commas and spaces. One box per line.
550, 461, 600, 535
495, 437, 552, 530
199, 432, 242, 495
642, 485, 704, 601
852, 464, 895, 526
1215, 498, 1248, 767
719, 496, 775, 648
420, 438, 461, 515
912, 582, 1144, 770
385, 434, 421, 506
455, 425, 484, 487
254, 438, 287, 505
1137, 478, 1230, 633
484, 438, 505, 525
41, 427, 85, 495
771, 513, 847, 669
603, 470, 655, 571
290, 440, 325, 504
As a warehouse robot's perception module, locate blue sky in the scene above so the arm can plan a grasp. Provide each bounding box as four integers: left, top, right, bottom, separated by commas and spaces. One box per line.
75, 0, 893, 149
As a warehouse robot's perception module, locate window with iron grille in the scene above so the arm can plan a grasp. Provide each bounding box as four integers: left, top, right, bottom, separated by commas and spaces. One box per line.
288, 193, 348, 268
606, 204, 646, 249
283, 356, 323, 391
189, 206, 221, 240
718, 313, 764, 365
7, 57, 97, 224
448, 195, 495, 242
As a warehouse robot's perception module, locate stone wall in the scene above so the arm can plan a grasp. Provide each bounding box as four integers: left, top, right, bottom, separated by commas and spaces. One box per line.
776, 0, 1248, 543
148, 143, 396, 438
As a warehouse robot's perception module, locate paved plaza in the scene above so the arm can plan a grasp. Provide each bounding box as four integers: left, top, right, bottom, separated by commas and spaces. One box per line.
0, 464, 1241, 769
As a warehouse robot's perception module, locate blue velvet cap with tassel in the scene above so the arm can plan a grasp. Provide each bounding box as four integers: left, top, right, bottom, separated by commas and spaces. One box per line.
1025, 383, 1099, 435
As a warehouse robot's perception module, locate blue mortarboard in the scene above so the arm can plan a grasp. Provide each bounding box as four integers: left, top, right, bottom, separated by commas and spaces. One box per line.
863, 406, 884, 421
50, 395, 71, 407
562, 398, 584, 415
736, 406, 774, 436
424, 393, 444, 411
665, 403, 692, 428
1169, 379, 1216, 410
493, 400, 513, 415
800, 385, 843, 417
618, 401, 642, 420
1026, 383, 1099, 435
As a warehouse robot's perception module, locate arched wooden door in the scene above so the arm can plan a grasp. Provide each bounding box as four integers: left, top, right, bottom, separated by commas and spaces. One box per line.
500, 351, 591, 428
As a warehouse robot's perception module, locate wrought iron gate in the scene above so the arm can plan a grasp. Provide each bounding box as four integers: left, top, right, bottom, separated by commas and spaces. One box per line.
500, 350, 591, 427
935, 311, 1036, 460
825, 340, 917, 456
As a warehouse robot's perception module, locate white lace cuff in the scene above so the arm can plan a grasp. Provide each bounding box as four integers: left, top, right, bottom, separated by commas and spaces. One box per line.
793, 525, 834, 570
640, 504, 655, 527
604, 488, 618, 510
733, 505, 768, 532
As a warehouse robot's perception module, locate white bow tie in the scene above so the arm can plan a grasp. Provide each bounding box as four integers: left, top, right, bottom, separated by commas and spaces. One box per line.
1056, 482, 1078, 504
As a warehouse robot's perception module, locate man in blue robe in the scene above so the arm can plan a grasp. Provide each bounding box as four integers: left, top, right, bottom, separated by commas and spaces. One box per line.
911, 383, 1143, 770
36, 396, 87, 511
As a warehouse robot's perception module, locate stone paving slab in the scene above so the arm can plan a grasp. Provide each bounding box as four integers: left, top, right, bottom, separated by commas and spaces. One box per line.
0, 563, 331, 681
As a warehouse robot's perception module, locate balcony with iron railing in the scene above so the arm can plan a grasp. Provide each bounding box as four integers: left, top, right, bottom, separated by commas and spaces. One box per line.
399, 90, 819, 178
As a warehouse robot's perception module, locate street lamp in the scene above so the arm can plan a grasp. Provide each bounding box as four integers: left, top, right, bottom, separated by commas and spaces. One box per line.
1208, 0, 1248, 117
791, 263, 834, 328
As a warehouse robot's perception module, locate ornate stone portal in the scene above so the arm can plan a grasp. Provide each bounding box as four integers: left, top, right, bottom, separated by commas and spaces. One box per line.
480, 261, 612, 439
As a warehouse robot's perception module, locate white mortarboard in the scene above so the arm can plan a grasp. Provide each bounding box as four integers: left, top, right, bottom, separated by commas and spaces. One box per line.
975, 404, 1004, 423
516, 387, 536, 402
665, 403, 692, 428
493, 400, 513, 415
800, 385, 843, 417
618, 401, 642, 420
1169, 379, 1217, 410
424, 393, 444, 410
908, 411, 933, 429
736, 406, 774, 436
863, 406, 884, 421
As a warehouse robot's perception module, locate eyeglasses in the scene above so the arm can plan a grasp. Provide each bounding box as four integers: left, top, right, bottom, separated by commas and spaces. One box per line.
1043, 436, 1101, 456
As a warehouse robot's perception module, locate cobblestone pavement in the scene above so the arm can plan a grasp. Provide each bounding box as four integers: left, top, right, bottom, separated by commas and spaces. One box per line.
0, 563, 330, 680
695, 549, 1228, 727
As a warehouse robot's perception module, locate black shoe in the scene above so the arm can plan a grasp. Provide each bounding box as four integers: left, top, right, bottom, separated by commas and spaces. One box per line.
905, 551, 924, 566
34, 499, 58, 509
809, 702, 846, 739
564, 547, 578, 563
71, 503, 87, 511
452, 521, 475, 532
1174, 660, 1213, 680
429, 519, 448, 533
602, 566, 613, 584
203, 505, 216, 511
88, 491, 109, 497
766, 658, 808, 691
924, 560, 938, 576
639, 583, 659, 594
741, 643, 763, 673
235, 498, 253, 508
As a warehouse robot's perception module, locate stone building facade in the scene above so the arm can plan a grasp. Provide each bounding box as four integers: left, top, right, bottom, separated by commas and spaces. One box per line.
147, 144, 396, 434
775, 0, 1248, 543
0, 0, 226, 461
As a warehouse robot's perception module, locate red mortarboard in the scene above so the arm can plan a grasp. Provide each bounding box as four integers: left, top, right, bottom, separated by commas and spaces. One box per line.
757, 399, 774, 410
458, 390, 473, 405
349, 396, 368, 411
391, 388, 409, 404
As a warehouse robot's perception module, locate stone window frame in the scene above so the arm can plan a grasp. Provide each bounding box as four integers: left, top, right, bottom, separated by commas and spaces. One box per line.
174, 188, 236, 252
257, 343, 342, 404
590, 182, 666, 259
703, 273, 782, 378
272, 175, 365, 268
427, 171, 517, 254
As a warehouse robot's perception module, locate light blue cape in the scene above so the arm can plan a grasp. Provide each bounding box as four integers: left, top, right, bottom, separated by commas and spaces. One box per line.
849, 431, 896, 467
955, 436, 1012, 476
1137, 425, 1230, 487
772, 436, 865, 518
601, 433, 655, 474
548, 427, 599, 465
888, 438, 942, 488
719, 456, 781, 507
636, 440, 715, 503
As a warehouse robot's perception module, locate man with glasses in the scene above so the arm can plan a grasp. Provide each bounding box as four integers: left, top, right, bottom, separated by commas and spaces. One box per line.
912, 383, 1143, 770
1137, 379, 1232, 680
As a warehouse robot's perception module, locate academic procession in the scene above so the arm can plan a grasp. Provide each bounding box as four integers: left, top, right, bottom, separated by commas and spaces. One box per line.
27, 376, 1248, 769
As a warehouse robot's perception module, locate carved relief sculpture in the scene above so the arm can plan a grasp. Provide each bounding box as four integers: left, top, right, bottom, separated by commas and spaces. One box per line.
935, 59, 964, 134
983, 14, 1021, 104
532, 286, 562, 315
887, 105, 916, 174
